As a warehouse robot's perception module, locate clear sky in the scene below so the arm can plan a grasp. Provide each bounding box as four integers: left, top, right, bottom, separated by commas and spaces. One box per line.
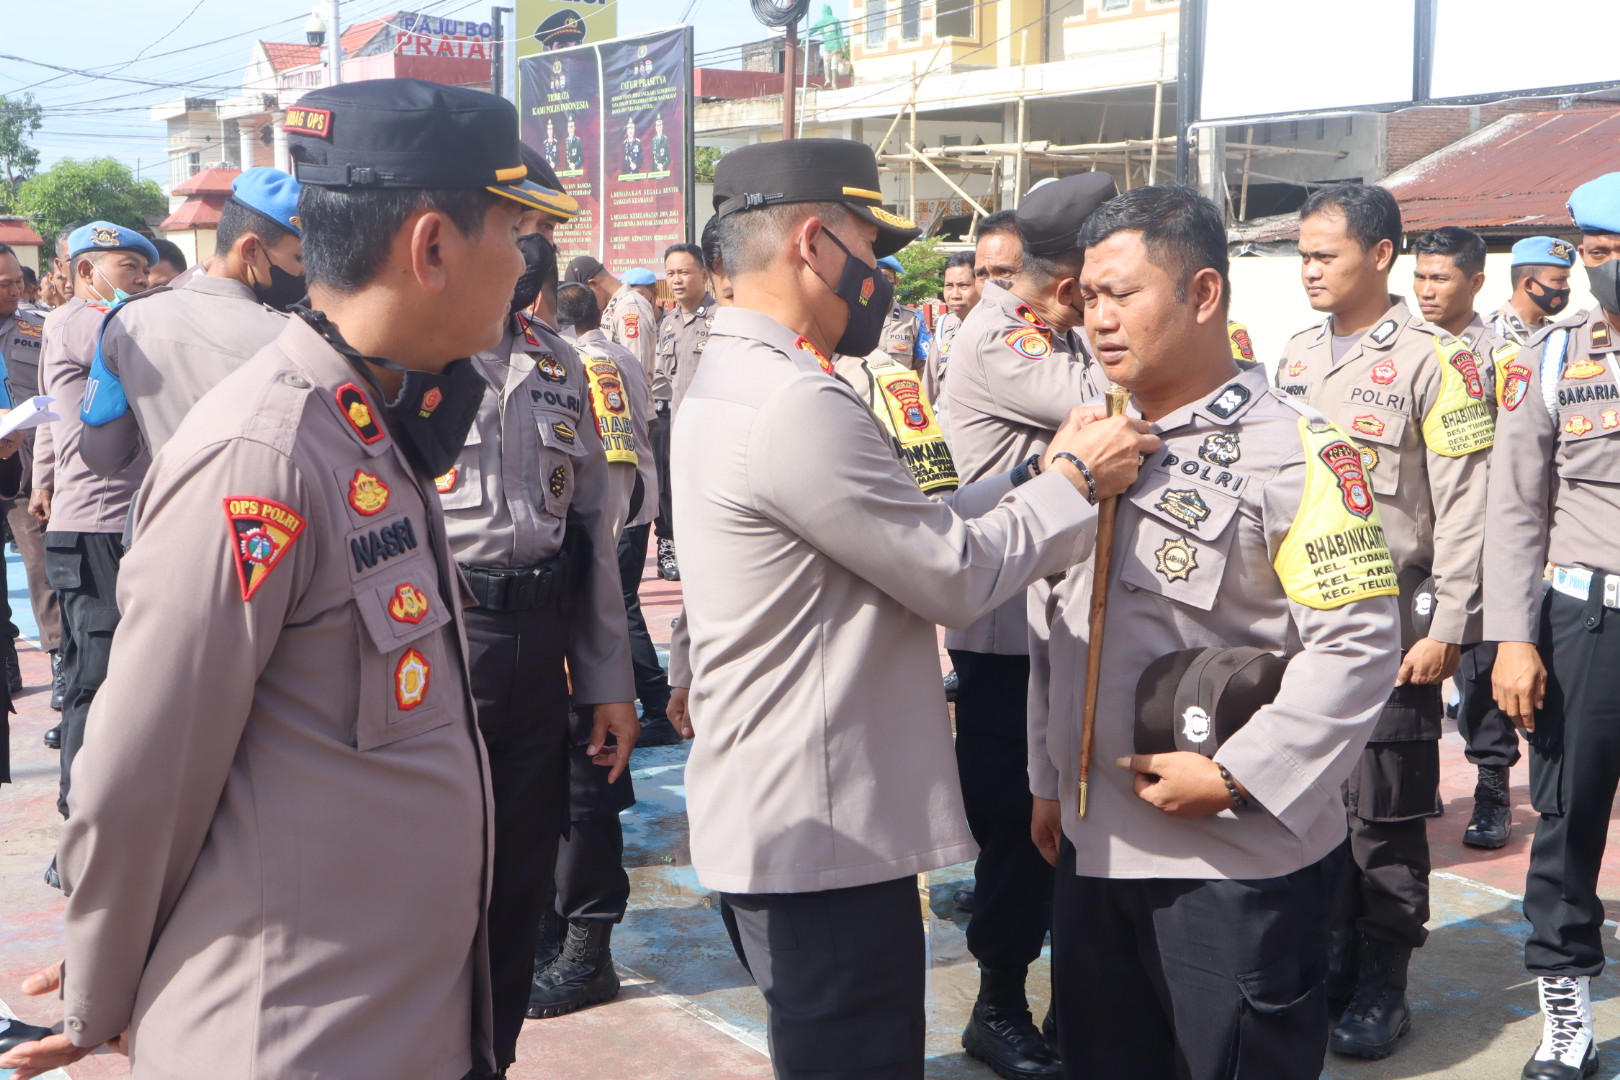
1, 0, 848, 186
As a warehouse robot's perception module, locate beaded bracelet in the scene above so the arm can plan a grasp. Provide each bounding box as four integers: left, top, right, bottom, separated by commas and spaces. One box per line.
1217, 764, 1249, 810
1051, 451, 1096, 505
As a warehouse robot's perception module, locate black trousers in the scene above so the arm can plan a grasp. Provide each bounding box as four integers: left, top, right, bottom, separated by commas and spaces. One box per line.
464, 603, 570, 1069
651, 407, 674, 543
618, 522, 670, 721
1051, 839, 1343, 1080
1456, 641, 1521, 768
46, 532, 123, 819
541, 705, 635, 923
948, 649, 1052, 973
1524, 589, 1620, 977
721, 876, 926, 1080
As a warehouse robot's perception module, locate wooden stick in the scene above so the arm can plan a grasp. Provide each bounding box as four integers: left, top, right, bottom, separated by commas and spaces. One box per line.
1078, 385, 1132, 818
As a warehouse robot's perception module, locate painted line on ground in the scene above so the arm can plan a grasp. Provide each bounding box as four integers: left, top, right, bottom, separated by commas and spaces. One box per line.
614, 961, 769, 1056
1432, 869, 1619, 930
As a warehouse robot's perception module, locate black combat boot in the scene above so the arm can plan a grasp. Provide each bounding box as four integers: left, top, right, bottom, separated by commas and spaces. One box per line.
529, 907, 564, 984
961, 965, 1063, 1080
1464, 764, 1513, 849
1330, 934, 1412, 1059
526, 919, 619, 1019
1523, 975, 1599, 1079
49, 649, 65, 711
1325, 924, 1358, 1015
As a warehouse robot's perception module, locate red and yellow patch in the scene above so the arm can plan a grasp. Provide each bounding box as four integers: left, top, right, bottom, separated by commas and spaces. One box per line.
1014, 303, 1048, 330
1566, 358, 1606, 380
1371, 358, 1397, 385
15, 319, 40, 340
1501, 362, 1531, 411
1318, 439, 1375, 520
623, 313, 640, 338
348, 469, 390, 516
419, 387, 443, 417
395, 648, 430, 709
1005, 327, 1051, 360
1286, 359, 1308, 378
1566, 414, 1594, 436
1448, 348, 1487, 400
388, 583, 430, 625
1352, 415, 1385, 438
519, 313, 543, 348
434, 466, 459, 494
1227, 323, 1254, 362
224, 496, 306, 601
793, 335, 834, 375
335, 383, 384, 444
283, 106, 332, 138
1604, 410, 1620, 431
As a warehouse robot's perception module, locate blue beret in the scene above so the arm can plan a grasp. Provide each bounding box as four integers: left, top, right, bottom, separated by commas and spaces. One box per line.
1568, 172, 1620, 235
231, 167, 302, 236
67, 221, 159, 266
1511, 236, 1576, 267
876, 255, 903, 274
621, 267, 658, 286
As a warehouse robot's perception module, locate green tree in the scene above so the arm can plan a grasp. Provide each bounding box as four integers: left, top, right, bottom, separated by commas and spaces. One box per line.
694, 146, 723, 184
0, 93, 44, 209
15, 157, 166, 239
894, 235, 947, 307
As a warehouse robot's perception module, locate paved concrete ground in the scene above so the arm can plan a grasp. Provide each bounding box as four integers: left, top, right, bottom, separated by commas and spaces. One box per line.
5, 555, 1620, 1079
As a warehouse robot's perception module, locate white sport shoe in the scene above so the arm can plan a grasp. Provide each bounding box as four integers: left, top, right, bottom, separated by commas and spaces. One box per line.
1522, 975, 1598, 1079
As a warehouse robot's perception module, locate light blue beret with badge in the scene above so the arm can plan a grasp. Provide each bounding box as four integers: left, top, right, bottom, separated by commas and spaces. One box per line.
1567, 172, 1620, 236
67, 221, 158, 265
876, 255, 903, 274
231, 167, 302, 236
622, 267, 657, 286
1511, 236, 1576, 267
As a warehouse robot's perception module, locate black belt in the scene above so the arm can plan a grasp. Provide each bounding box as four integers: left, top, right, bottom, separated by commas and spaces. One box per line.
460, 552, 571, 614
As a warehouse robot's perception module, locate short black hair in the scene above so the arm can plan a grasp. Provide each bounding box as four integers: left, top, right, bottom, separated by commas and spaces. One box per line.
944, 251, 975, 272
557, 281, 601, 332
1413, 226, 1485, 275
151, 237, 188, 273
21, 265, 37, 288
664, 242, 704, 265
977, 209, 1018, 239
0, 242, 14, 261
700, 215, 723, 273
1081, 184, 1231, 306
56, 220, 88, 254
1022, 249, 1086, 288
214, 198, 295, 258
298, 186, 499, 292
1300, 184, 1401, 252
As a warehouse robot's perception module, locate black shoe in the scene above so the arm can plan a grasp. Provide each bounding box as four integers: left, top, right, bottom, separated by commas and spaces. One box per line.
943, 669, 960, 702
42, 725, 60, 750
656, 539, 680, 582
526, 920, 620, 1019
961, 965, 1063, 1079
638, 715, 683, 747
1330, 935, 1412, 1060
1464, 764, 1513, 849
42, 857, 60, 891
50, 650, 64, 712
3, 644, 19, 696
0, 1016, 56, 1053
953, 887, 976, 913
1524, 975, 1599, 1079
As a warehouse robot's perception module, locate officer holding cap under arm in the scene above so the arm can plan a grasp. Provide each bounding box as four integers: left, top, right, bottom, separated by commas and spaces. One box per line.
0, 77, 552, 1080
668, 137, 1158, 1078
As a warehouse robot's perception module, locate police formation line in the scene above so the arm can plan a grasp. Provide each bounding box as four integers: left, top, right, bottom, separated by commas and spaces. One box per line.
0, 77, 1616, 1080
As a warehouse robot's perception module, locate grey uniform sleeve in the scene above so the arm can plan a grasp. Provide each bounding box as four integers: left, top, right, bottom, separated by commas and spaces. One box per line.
981, 333, 1096, 433
668, 609, 691, 689
1484, 344, 1556, 643
31, 337, 60, 494
752, 377, 1098, 629
78, 323, 145, 478
56, 439, 315, 1046
1026, 581, 1062, 801
1416, 366, 1491, 644
1213, 461, 1400, 835
564, 428, 635, 704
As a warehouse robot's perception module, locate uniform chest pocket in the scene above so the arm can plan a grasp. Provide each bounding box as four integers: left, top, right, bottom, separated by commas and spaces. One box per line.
434, 426, 483, 510
1556, 402, 1620, 483
535, 410, 586, 516
352, 558, 456, 751
1337, 405, 1406, 495
1118, 468, 1244, 612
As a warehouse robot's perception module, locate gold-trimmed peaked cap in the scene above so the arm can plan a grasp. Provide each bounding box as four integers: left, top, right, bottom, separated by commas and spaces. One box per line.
712, 139, 921, 258
284, 77, 563, 213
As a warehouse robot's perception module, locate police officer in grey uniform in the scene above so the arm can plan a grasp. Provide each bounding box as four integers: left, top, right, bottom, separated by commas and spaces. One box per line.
671, 137, 1158, 1080
936, 171, 1116, 1079
657, 242, 716, 416
1492, 236, 1578, 346
1487, 172, 1620, 1080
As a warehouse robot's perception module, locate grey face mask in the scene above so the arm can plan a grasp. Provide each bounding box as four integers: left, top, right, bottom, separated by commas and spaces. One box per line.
1587, 259, 1620, 316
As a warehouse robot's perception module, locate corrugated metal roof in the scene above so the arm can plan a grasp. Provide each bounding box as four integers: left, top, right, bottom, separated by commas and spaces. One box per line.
1230, 106, 1620, 243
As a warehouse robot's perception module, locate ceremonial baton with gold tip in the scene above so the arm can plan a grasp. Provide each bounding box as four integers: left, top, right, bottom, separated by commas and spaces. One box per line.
1078, 385, 1132, 818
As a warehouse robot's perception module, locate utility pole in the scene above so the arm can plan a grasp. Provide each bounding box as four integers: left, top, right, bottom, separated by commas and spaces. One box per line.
492, 6, 513, 98
781, 21, 798, 141
327, 0, 342, 85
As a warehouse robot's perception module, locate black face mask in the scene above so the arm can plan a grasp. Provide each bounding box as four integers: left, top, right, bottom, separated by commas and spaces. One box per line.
251, 256, 307, 312
819, 228, 893, 358
1524, 275, 1572, 317
293, 306, 485, 479
510, 232, 558, 316
1587, 259, 1620, 317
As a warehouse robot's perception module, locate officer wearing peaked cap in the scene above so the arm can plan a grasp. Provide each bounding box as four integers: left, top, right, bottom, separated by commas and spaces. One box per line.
79, 167, 305, 479
0, 78, 550, 1080
1493, 235, 1580, 346
667, 138, 1158, 1078
937, 169, 1115, 1080
1486, 171, 1620, 1080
